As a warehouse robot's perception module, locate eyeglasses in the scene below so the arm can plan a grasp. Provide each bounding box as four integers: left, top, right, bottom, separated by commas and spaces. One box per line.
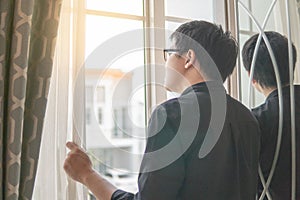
163, 49, 184, 61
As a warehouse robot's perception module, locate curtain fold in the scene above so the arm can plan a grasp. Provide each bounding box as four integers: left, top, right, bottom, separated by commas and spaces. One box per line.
32, 0, 87, 199
31, 0, 72, 197
0, 0, 62, 199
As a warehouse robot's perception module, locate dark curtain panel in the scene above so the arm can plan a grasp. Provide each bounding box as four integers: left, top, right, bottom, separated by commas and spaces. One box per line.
0, 0, 63, 199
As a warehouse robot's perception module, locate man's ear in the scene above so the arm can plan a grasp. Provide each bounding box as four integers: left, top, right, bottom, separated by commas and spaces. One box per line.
251, 79, 264, 94
184, 49, 196, 69
247, 71, 257, 84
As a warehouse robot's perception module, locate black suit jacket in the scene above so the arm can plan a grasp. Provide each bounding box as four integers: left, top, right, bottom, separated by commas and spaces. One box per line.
111, 82, 260, 200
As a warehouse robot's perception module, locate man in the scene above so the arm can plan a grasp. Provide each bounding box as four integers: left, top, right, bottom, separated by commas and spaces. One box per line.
64, 20, 260, 200
242, 31, 300, 199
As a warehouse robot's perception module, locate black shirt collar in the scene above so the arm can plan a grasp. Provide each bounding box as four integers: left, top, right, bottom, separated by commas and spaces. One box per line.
181, 81, 225, 96
266, 85, 300, 101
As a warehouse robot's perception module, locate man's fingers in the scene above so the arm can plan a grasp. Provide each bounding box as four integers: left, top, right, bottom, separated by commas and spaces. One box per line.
66, 142, 88, 158
66, 141, 78, 151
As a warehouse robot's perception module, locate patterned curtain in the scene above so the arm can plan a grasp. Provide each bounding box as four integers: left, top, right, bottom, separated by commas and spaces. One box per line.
0, 0, 62, 199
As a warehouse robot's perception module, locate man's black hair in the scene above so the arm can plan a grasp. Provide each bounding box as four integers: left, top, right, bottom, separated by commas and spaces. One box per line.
242, 31, 297, 88
170, 20, 238, 82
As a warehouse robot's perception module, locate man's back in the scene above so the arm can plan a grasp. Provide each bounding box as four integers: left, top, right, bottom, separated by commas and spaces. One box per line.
112, 82, 260, 200
252, 85, 300, 200
174, 82, 260, 199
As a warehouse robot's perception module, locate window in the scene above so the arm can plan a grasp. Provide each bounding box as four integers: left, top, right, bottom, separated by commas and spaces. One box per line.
113, 107, 131, 138
96, 86, 105, 103
97, 107, 103, 124
83, 1, 145, 195
86, 86, 93, 103
86, 107, 91, 124
86, 0, 143, 16
165, 0, 213, 20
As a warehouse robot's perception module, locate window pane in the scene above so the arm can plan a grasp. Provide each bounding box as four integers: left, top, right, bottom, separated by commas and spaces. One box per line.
238, 0, 251, 31
238, 0, 276, 32
165, 21, 182, 34
86, 108, 91, 124
165, 21, 182, 48
165, 0, 213, 20
86, 0, 143, 16
98, 107, 103, 124
251, 0, 276, 31
85, 15, 144, 69
85, 15, 145, 195
86, 86, 93, 103
96, 86, 105, 103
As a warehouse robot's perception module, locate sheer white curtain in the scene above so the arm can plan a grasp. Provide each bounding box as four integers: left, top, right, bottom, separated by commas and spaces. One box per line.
32, 0, 86, 199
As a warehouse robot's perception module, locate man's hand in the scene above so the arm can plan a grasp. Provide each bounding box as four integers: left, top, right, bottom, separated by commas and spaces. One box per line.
64, 141, 118, 199
64, 142, 95, 185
